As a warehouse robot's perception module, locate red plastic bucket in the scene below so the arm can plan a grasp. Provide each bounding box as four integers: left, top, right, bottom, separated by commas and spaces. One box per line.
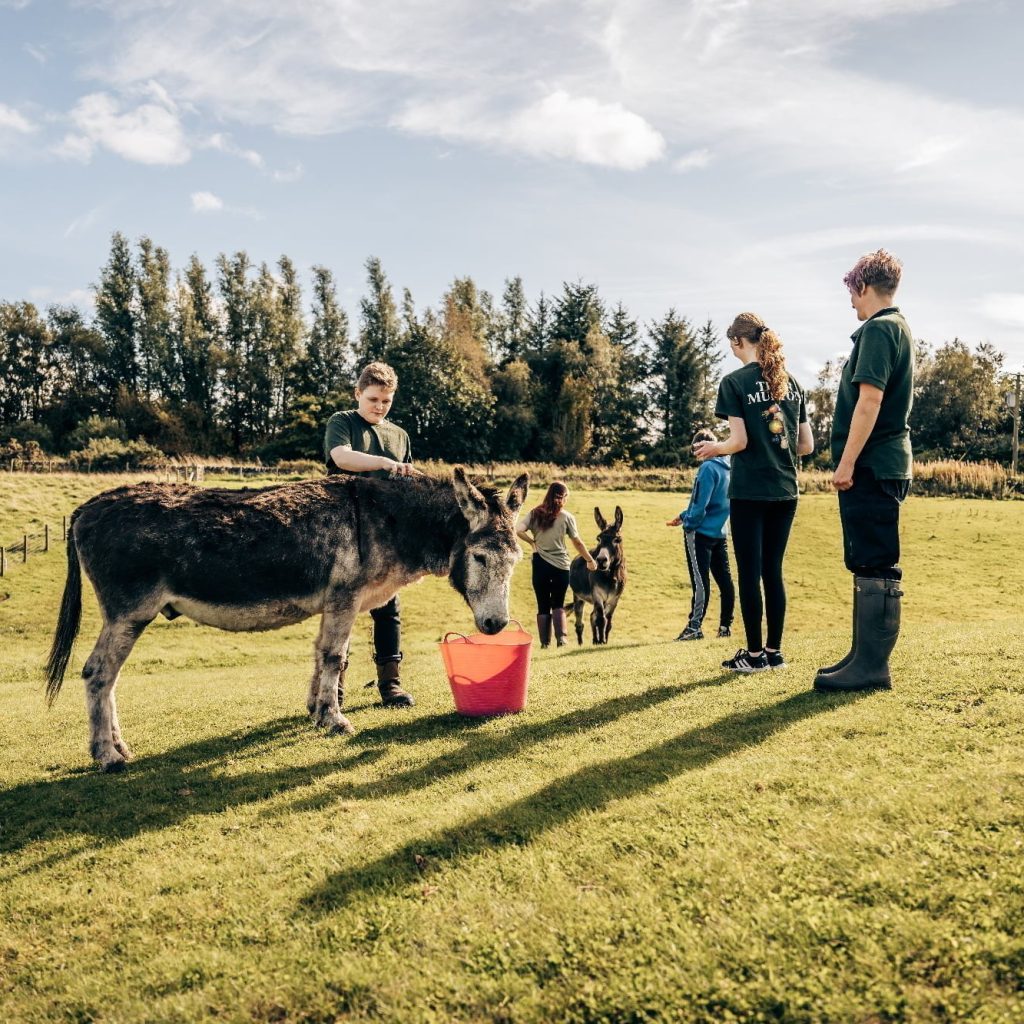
439, 620, 532, 716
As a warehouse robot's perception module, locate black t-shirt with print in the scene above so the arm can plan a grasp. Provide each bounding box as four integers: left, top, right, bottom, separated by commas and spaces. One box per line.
715, 362, 807, 501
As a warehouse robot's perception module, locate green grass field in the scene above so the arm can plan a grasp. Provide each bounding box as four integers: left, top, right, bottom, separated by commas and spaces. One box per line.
2, 473, 1023, 1024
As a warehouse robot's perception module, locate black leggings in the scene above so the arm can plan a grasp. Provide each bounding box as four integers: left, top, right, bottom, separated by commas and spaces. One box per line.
729, 499, 797, 652
532, 554, 571, 614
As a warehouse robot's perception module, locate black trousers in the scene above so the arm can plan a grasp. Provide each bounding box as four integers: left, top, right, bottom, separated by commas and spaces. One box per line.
838, 467, 910, 580
370, 595, 401, 664
532, 553, 571, 614
729, 498, 798, 653
683, 531, 735, 631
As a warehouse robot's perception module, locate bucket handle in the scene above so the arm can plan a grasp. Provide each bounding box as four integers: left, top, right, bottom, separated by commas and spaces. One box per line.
442, 619, 527, 644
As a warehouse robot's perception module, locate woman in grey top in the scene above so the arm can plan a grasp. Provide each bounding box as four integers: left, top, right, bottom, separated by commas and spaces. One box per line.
517, 482, 597, 647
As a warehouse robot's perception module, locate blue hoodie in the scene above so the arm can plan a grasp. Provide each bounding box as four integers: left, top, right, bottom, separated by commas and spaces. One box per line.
681, 456, 730, 538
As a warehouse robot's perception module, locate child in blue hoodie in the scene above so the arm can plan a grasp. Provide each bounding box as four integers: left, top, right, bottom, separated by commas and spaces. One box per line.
667, 428, 736, 641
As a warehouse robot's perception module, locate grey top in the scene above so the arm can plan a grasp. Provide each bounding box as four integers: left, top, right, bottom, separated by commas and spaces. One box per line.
518, 509, 580, 570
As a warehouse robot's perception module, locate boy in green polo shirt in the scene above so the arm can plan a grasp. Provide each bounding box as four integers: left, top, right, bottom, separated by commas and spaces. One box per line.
814, 250, 913, 693
324, 361, 420, 707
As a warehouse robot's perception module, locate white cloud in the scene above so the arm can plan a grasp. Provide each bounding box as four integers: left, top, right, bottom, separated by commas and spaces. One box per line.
52, 0, 1024, 201
978, 294, 1024, 329
53, 133, 94, 162
672, 148, 712, 173
64, 207, 103, 238
0, 103, 35, 134
272, 163, 304, 183
23, 42, 49, 64
204, 132, 264, 168
190, 190, 224, 212
64, 91, 189, 165
396, 90, 664, 170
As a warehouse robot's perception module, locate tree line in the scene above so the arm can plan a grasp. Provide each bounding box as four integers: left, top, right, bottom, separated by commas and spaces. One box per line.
1, 232, 1018, 468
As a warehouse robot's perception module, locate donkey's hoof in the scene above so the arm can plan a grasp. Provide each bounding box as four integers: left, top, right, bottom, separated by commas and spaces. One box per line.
327, 717, 356, 737
100, 757, 128, 773
113, 740, 133, 761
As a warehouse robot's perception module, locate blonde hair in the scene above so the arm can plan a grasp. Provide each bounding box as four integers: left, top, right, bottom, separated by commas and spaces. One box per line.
727, 312, 788, 402
356, 361, 398, 391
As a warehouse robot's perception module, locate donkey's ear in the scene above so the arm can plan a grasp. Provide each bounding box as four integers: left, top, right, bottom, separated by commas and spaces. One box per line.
506, 473, 529, 514
453, 466, 488, 529
594, 506, 608, 530
614, 505, 624, 529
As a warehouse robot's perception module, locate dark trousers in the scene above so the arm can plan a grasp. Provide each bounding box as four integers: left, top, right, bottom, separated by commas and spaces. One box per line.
729, 498, 798, 652
532, 553, 571, 614
838, 467, 910, 580
370, 595, 401, 664
683, 531, 735, 631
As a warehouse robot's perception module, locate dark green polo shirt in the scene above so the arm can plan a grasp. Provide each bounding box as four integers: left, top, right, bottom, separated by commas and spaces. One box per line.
715, 362, 807, 501
831, 307, 914, 480
323, 410, 413, 479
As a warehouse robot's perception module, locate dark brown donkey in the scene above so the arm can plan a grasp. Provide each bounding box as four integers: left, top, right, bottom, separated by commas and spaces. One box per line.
568, 506, 626, 645
46, 468, 528, 772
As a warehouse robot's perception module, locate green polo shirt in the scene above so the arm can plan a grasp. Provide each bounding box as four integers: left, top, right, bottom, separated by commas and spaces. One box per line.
715, 362, 807, 501
831, 307, 914, 480
323, 410, 413, 479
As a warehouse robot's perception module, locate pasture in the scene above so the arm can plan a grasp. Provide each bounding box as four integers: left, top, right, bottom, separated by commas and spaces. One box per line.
2, 473, 1023, 1024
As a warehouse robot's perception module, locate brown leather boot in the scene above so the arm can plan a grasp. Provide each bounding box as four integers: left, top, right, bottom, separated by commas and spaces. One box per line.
377, 659, 415, 708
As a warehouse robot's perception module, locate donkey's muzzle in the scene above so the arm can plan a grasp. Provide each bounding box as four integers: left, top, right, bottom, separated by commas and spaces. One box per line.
479, 617, 507, 635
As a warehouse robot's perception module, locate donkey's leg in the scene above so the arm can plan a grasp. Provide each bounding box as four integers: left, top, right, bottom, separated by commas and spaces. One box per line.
310, 603, 357, 736
82, 618, 150, 772
591, 601, 607, 644
574, 598, 585, 646
604, 595, 619, 644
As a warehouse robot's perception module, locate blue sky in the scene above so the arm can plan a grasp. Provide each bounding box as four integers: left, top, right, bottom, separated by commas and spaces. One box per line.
2, 0, 1023, 384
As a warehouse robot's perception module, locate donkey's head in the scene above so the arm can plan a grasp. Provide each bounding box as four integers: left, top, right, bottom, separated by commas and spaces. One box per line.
592, 506, 624, 572
450, 467, 529, 634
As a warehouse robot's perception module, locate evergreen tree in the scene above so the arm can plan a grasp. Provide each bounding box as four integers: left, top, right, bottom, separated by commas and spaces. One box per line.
499, 276, 529, 365
136, 237, 173, 400
272, 255, 306, 427
301, 265, 350, 395
45, 305, 106, 449
595, 303, 649, 462
357, 256, 400, 365
0, 301, 52, 426
172, 256, 222, 450
693, 319, 725, 429
94, 231, 138, 407
217, 251, 255, 451
387, 289, 495, 462
647, 309, 701, 465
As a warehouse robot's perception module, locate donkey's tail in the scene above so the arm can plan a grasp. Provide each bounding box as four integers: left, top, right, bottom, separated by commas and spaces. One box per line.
45, 520, 82, 705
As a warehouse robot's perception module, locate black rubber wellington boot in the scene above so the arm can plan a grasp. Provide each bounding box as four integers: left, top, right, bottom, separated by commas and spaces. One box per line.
536, 614, 552, 649
377, 658, 415, 707
814, 577, 902, 692
815, 580, 859, 680
551, 607, 569, 647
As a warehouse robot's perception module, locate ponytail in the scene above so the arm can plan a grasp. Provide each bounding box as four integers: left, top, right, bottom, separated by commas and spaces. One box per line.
726, 312, 789, 401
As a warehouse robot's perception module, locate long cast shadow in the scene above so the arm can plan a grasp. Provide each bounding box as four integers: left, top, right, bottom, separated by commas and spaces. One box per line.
0, 675, 726, 862
0, 717, 375, 861
301, 688, 870, 915
265, 675, 731, 818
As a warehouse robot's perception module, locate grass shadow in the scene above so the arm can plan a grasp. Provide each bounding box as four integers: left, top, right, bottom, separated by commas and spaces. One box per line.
0, 716, 371, 860
265, 675, 731, 819
301, 687, 872, 915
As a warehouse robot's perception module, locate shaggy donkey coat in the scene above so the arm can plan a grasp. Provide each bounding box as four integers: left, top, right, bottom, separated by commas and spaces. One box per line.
568, 506, 627, 645
46, 468, 528, 771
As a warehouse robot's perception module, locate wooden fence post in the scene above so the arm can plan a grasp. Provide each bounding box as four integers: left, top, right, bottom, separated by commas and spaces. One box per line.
23, 534, 28, 563
1, 547, 5, 577
44, 523, 50, 552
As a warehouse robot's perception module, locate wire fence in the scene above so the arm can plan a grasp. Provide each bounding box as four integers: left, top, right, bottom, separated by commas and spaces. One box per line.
0, 517, 68, 578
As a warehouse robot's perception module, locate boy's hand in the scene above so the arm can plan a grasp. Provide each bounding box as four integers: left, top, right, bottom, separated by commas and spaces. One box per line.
693, 440, 717, 461
666, 517, 681, 527
389, 461, 423, 478
585, 555, 598, 571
